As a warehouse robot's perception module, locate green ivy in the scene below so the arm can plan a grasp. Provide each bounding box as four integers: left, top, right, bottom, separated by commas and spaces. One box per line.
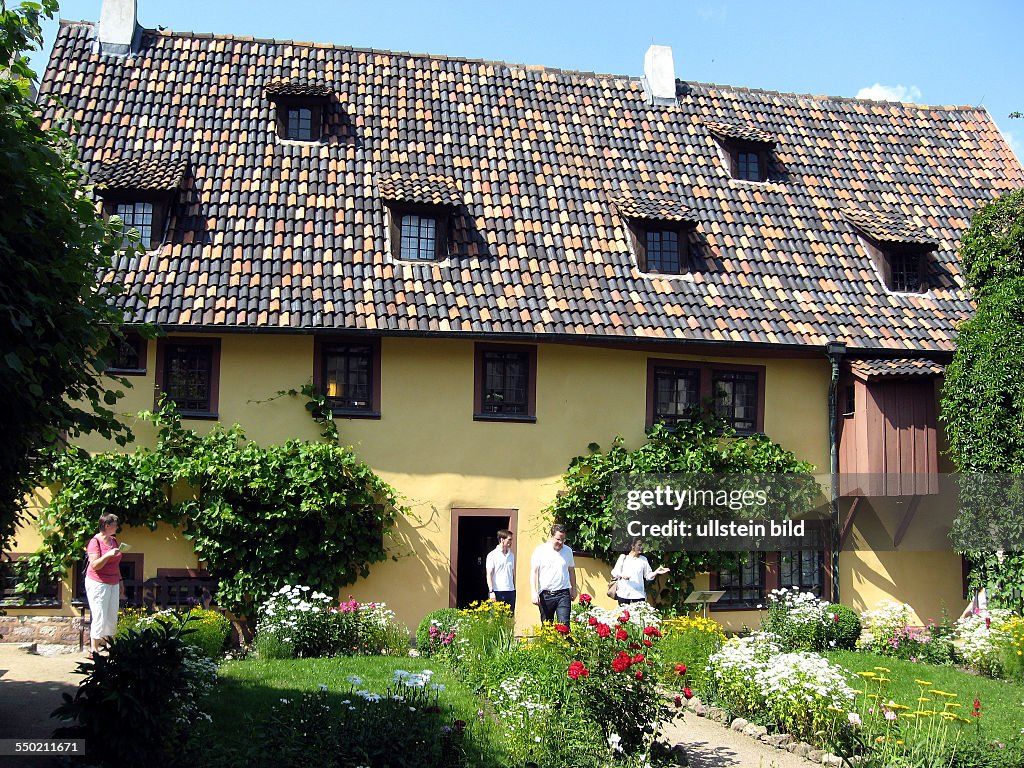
941, 188, 1024, 613
546, 411, 815, 609
21, 402, 404, 618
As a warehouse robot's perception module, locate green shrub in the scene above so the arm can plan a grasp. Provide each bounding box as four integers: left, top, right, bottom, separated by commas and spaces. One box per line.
822, 604, 860, 650
658, 615, 726, 696
416, 607, 461, 656
116, 608, 231, 659
54, 616, 217, 767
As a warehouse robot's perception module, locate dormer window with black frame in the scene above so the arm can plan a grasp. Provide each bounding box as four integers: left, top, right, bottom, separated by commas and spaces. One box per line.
703, 119, 776, 182
266, 81, 333, 142
379, 174, 465, 263
612, 195, 699, 275
92, 154, 188, 252
843, 207, 935, 294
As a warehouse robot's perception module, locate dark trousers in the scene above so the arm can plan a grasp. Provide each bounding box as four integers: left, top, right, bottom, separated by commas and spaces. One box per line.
493, 590, 516, 611
538, 588, 571, 624
616, 596, 646, 606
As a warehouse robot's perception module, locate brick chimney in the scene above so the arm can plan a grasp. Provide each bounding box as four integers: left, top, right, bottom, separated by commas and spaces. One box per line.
642, 45, 676, 106
98, 0, 140, 56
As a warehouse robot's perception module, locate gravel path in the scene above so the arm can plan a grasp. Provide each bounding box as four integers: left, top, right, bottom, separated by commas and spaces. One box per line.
662, 714, 819, 768
0, 645, 85, 768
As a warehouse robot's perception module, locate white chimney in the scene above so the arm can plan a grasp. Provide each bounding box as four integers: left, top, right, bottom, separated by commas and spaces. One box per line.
98, 0, 139, 56
642, 45, 676, 106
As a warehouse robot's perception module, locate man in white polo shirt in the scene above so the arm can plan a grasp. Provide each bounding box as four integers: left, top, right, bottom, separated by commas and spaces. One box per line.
530, 523, 577, 624
485, 529, 516, 610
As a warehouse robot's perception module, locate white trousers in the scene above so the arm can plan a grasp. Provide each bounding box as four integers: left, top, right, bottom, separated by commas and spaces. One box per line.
85, 577, 120, 639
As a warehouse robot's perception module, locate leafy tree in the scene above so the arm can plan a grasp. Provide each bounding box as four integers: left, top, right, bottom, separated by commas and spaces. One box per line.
547, 412, 816, 609
941, 189, 1024, 612
1, 0, 132, 553
22, 403, 404, 618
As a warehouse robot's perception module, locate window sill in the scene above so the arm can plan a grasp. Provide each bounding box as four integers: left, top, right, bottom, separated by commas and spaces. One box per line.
473, 413, 537, 424
329, 410, 381, 420
105, 368, 147, 377
179, 411, 219, 421
710, 604, 762, 612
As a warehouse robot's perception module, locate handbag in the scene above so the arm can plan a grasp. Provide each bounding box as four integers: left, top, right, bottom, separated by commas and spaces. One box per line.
606, 579, 620, 598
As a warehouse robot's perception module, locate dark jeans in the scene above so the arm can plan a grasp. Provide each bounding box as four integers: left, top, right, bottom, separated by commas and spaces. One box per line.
538, 588, 571, 624
616, 596, 646, 606
493, 590, 516, 611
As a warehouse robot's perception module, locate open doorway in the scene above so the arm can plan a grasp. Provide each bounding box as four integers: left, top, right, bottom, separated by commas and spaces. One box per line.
450, 508, 517, 609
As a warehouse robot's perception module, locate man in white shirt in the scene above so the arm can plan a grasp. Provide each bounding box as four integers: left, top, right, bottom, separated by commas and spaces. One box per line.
485, 529, 516, 610
530, 523, 577, 624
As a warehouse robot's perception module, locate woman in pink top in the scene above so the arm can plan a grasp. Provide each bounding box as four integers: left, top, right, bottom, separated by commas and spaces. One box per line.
84, 513, 124, 654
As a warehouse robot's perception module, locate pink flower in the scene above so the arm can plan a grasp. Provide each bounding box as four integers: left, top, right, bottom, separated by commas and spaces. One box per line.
884, 709, 897, 721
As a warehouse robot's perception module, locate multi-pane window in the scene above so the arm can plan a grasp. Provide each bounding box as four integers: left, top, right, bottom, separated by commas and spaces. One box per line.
1, 555, 59, 608
285, 107, 313, 141
736, 151, 761, 181
889, 251, 922, 293
400, 214, 439, 261
713, 370, 759, 434
779, 549, 824, 597
105, 333, 146, 374
481, 350, 529, 416
322, 344, 373, 412
717, 552, 764, 608
645, 229, 683, 273
115, 201, 153, 247
653, 367, 700, 425
163, 342, 215, 415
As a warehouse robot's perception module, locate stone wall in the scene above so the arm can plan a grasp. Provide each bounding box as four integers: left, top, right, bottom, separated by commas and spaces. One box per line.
0, 615, 86, 648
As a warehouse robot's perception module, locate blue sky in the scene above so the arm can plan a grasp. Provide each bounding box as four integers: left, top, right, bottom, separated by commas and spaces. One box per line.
28, 0, 1023, 159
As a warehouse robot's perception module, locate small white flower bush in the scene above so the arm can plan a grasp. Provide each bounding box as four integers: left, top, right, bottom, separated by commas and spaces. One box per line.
762, 587, 831, 650
572, 600, 662, 630
709, 632, 856, 743
858, 600, 915, 653
954, 608, 1014, 676
254, 584, 407, 658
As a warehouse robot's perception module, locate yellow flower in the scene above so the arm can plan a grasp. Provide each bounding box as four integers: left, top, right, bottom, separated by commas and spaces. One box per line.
901, 713, 917, 720
914, 679, 934, 686
856, 671, 878, 678
874, 666, 891, 672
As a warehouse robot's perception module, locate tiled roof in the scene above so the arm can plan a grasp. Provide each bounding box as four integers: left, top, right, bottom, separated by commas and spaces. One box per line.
702, 119, 775, 146
39, 22, 1024, 350
378, 174, 464, 206
842, 207, 936, 248
849, 358, 945, 379
265, 80, 333, 98
610, 195, 697, 224
90, 154, 188, 191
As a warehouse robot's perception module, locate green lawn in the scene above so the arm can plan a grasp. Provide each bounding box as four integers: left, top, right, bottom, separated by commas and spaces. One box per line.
826, 650, 1024, 743
201, 655, 509, 764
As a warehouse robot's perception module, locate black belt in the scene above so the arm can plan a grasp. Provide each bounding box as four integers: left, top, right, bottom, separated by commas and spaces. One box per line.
540, 588, 570, 595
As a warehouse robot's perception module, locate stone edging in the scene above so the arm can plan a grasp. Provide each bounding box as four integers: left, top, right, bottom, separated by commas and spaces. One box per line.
682, 694, 855, 767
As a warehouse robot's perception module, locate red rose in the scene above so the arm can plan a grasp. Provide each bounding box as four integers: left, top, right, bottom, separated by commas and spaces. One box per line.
683, 687, 694, 699
675, 664, 687, 675
555, 623, 570, 635
612, 653, 632, 673
615, 627, 628, 641
629, 642, 640, 649
635, 670, 644, 680
632, 654, 645, 664
643, 625, 656, 636
619, 611, 630, 623
578, 593, 592, 604
595, 623, 611, 638
674, 695, 683, 707
642, 639, 652, 647
567, 661, 589, 680
588, 616, 598, 626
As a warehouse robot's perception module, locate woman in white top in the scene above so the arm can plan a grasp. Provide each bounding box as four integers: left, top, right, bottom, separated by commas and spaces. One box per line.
611, 538, 669, 606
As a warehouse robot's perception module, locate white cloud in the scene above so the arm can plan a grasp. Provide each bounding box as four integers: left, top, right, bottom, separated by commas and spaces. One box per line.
856, 83, 924, 104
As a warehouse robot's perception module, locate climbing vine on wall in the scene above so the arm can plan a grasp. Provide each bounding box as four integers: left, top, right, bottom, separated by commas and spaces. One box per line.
21, 402, 403, 617
547, 411, 816, 609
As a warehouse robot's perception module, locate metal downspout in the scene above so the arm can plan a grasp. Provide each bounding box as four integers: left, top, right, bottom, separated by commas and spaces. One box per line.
826, 341, 847, 604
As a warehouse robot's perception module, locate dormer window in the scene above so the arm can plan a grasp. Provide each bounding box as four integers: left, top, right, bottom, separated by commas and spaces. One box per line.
703, 119, 775, 182
378, 174, 465, 263
843, 207, 935, 294
266, 81, 333, 143
638, 225, 688, 274
611, 195, 699, 275
92, 154, 188, 251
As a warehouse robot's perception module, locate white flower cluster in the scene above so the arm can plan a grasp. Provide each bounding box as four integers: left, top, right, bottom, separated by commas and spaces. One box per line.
357, 601, 398, 628
392, 668, 434, 689
767, 587, 832, 626
953, 609, 1013, 670
491, 674, 552, 741
708, 632, 782, 677
573, 601, 661, 628
256, 584, 333, 642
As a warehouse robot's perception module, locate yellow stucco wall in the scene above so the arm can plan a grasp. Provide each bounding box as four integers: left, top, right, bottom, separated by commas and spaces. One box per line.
7, 332, 960, 634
